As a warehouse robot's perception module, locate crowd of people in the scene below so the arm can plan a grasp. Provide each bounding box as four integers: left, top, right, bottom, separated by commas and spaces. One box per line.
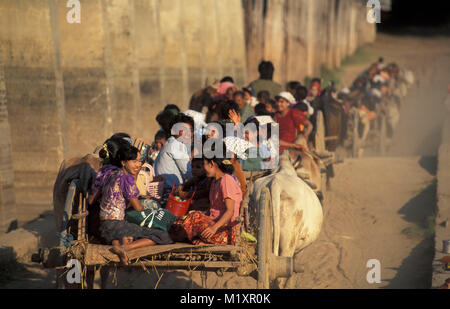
86, 58, 410, 264
338, 57, 411, 144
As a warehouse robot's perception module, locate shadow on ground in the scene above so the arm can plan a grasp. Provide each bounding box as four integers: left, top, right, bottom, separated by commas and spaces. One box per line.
102, 268, 204, 289
0, 248, 56, 289
384, 175, 437, 288
383, 237, 434, 288
398, 173, 437, 225
418, 156, 437, 176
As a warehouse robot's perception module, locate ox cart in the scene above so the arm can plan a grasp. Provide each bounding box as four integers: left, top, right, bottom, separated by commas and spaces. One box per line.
314, 110, 343, 164
311, 110, 343, 194
347, 106, 388, 158
32, 177, 304, 289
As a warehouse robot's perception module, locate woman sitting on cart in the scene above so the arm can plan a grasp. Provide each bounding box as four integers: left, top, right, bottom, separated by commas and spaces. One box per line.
172, 140, 242, 245
88, 138, 173, 265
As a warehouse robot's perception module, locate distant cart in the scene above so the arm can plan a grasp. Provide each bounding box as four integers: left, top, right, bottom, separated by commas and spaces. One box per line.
347, 107, 388, 158
33, 178, 304, 289
313, 110, 342, 193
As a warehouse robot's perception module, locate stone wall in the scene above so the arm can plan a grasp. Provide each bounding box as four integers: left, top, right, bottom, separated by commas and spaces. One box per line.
243, 0, 376, 84
0, 0, 248, 231
0, 42, 17, 233
0, 0, 375, 232
0, 0, 66, 231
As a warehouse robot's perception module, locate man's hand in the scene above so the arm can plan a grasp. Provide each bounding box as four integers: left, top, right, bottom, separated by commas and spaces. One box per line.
228, 109, 241, 125
134, 137, 151, 151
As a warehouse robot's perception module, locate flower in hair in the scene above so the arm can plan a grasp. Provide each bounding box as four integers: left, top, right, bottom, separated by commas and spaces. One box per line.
102, 144, 110, 159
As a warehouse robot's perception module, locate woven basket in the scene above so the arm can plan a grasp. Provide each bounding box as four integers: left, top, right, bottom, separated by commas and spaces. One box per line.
165, 185, 195, 217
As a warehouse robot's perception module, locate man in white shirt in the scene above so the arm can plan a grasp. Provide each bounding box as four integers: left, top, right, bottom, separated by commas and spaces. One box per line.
154, 114, 194, 188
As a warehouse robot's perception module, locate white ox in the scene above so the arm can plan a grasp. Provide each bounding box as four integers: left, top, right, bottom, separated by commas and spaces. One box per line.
249, 150, 323, 286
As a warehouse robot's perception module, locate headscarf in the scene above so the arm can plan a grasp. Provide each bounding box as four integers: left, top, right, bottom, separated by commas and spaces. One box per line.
216, 82, 235, 96
310, 81, 322, 92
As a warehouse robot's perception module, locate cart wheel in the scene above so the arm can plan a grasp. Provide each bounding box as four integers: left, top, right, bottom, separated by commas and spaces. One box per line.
352, 109, 360, 158
257, 188, 272, 289
315, 111, 326, 154
379, 114, 387, 156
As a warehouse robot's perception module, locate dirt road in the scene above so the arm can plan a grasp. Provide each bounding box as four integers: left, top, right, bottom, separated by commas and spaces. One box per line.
283, 33, 449, 289
2, 33, 449, 289
287, 157, 437, 289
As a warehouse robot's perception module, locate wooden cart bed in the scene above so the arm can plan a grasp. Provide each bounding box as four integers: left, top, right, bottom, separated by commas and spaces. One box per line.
84, 243, 245, 265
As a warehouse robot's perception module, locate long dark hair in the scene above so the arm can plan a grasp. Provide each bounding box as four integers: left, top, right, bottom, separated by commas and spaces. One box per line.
99, 137, 138, 168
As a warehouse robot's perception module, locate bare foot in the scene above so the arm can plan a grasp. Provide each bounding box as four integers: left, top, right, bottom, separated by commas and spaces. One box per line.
121, 236, 132, 246
112, 243, 130, 265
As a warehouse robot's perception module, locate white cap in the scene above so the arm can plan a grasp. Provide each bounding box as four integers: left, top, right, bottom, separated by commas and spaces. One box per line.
275, 91, 296, 104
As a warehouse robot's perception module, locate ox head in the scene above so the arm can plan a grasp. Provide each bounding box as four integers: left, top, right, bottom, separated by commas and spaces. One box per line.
272, 150, 298, 177
286, 147, 315, 184
288, 134, 312, 173
285, 135, 322, 193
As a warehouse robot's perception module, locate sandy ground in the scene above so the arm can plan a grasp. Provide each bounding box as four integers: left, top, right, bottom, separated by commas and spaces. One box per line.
288, 33, 450, 289
1, 33, 449, 289
286, 33, 450, 289
287, 157, 437, 289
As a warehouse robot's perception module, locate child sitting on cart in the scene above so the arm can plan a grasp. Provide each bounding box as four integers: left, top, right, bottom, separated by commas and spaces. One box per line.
171, 140, 242, 245
180, 157, 211, 212
88, 138, 173, 265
